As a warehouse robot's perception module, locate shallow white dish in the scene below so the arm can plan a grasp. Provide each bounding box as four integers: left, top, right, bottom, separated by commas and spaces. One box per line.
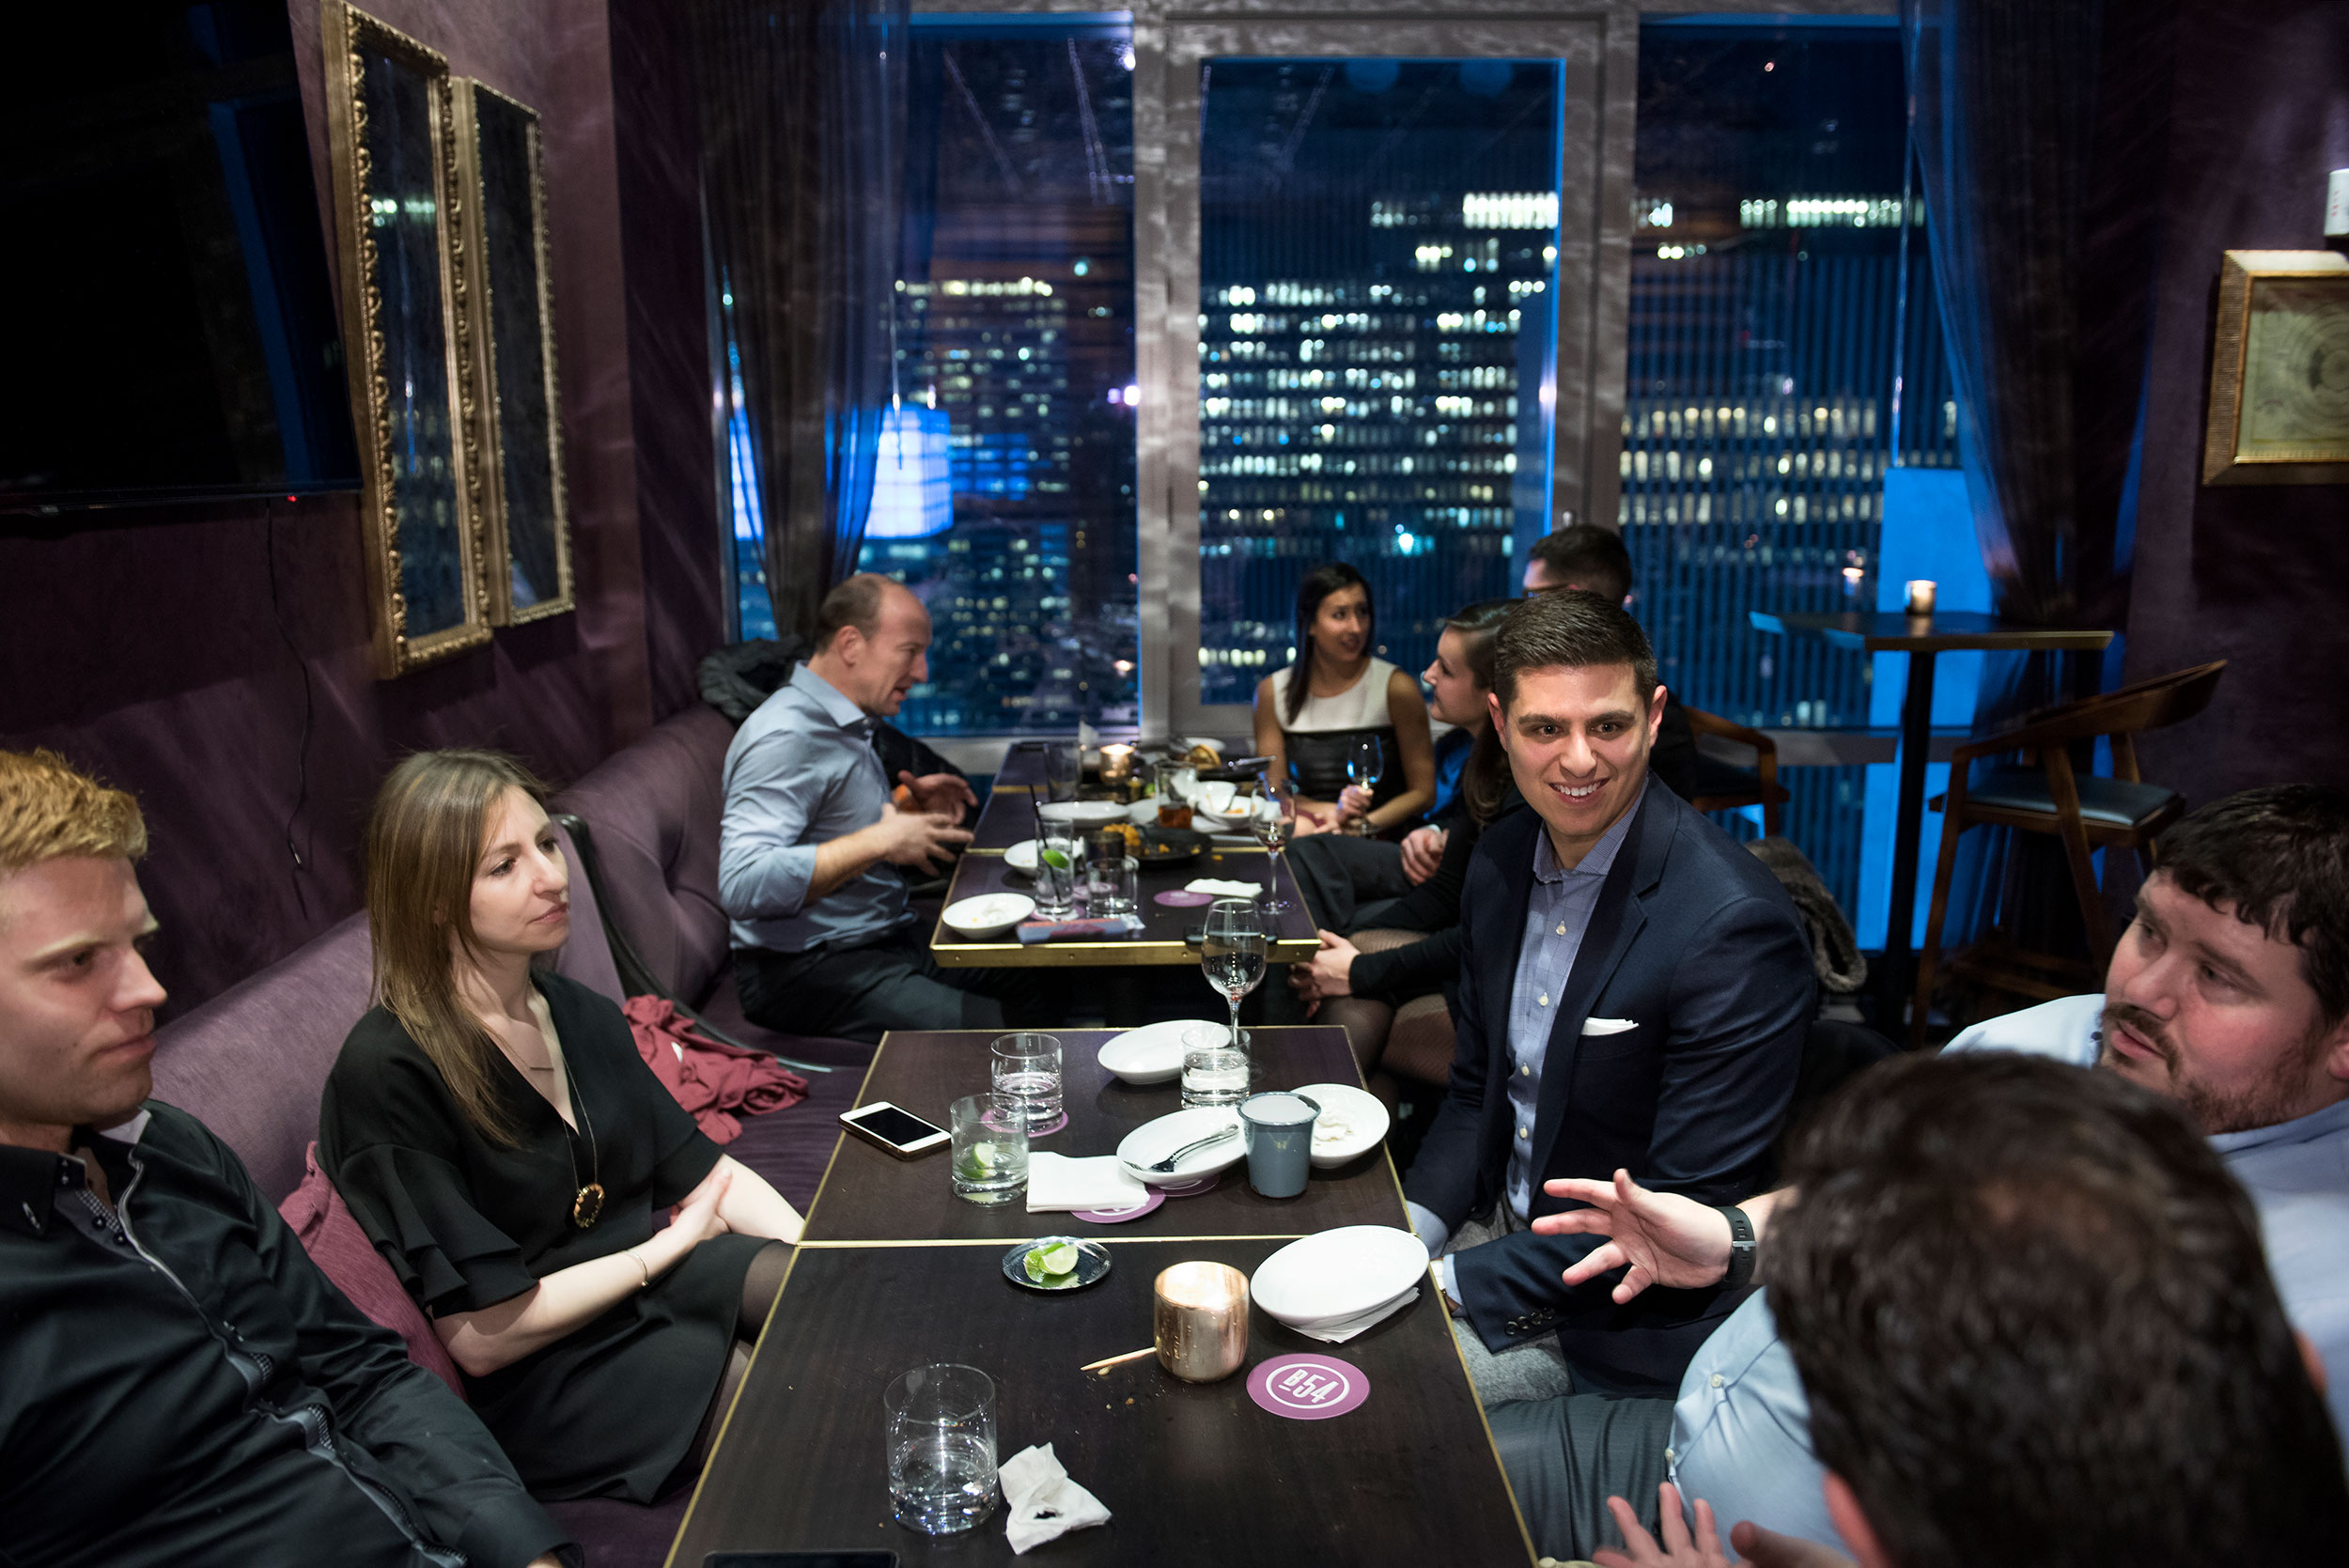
1003, 839, 1039, 875
1097, 1019, 1229, 1085
1291, 1081, 1390, 1169
1190, 780, 1250, 831
941, 892, 1035, 940
1038, 800, 1128, 828
1116, 1107, 1247, 1186
1250, 1225, 1431, 1328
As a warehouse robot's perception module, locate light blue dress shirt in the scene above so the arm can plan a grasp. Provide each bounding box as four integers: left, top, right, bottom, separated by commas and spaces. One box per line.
1408, 782, 1646, 1291
1669, 993, 2349, 1547
718, 664, 911, 955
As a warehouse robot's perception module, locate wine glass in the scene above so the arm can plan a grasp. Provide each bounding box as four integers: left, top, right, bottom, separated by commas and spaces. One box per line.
1199, 898, 1268, 1057
1345, 735, 1384, 835
1250, 769, 1297, 913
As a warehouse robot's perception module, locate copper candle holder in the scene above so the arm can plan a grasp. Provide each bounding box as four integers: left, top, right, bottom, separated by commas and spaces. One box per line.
1153, 1261, 1250, 1382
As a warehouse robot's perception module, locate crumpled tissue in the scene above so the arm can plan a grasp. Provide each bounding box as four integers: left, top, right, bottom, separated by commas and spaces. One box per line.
1000, 1442, 1112, 1554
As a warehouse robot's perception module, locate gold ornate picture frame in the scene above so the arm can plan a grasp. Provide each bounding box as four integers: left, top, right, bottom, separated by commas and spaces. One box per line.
452, 80, 574, 625
2202, 249, 2349, 486
321, 0, 490, 675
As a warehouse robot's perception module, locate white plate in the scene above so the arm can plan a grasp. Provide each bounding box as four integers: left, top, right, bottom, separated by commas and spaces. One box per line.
1250, 1226, 1431, 1328
1291, 1082, 1390, 1168
1097, 1019, 1229, 1085
1003, 839, 1039, 874
941, 893, 1035, 940
1038, 800, 1128, 827
1115, 1107, 1247, 1186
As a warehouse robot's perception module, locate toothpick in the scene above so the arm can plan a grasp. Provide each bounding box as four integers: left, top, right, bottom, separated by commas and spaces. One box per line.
1081, 1347, 1158, 1374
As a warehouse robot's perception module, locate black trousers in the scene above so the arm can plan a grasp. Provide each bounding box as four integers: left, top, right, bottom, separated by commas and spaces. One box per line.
1285, 831, 1416, 934
1485, 1393, 1673, 1561
734, 928, 1045, 1046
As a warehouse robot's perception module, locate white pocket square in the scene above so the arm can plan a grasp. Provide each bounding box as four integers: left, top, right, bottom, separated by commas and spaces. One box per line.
1581, 1017, 1639, 1036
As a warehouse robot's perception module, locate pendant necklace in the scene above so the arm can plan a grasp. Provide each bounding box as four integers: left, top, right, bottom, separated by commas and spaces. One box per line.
536, 1024, 604, 1229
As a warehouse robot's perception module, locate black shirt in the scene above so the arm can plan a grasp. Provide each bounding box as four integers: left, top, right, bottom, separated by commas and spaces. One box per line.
0, 1103, 570, 1568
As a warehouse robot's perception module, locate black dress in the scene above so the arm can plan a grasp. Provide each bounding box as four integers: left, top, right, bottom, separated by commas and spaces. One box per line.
319, 971, 766, 1502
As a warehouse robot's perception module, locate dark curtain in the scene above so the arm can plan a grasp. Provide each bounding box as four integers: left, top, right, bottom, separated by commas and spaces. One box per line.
689, 0, 910, 639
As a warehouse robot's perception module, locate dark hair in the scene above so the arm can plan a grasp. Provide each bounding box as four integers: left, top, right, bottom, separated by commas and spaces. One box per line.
812, 572, 896, 653
1488, 589, 1657, 712
2154, 784, 2349, 1026
1770, 1052, 2348, 1568
1528, 524, 1634, 603
1283, 562, 1374, 724
1443, 598, 1520, 825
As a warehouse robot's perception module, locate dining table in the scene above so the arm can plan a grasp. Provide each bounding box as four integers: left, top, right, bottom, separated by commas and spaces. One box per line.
661, 1024, 1537, 1566
1748, 609, 2114, 1026
928, 844, 1319, 969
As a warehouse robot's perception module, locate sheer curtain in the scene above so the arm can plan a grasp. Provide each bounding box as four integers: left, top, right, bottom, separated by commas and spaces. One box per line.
690, 0, 910, 638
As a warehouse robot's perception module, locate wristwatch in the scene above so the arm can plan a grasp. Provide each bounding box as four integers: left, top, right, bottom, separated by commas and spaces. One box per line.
1716, 1204, 1758, 1291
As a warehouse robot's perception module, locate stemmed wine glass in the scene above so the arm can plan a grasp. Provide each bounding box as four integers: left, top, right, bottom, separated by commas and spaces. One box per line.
1345, 735, 1384, 835
1199, 898, 1268, 1057
1250, 769, 1297, 913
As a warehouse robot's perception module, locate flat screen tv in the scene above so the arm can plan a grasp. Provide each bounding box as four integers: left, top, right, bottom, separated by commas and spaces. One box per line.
0, 3, 361, 513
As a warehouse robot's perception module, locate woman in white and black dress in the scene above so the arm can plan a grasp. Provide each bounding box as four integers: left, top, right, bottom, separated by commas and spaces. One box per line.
1252, 562, 1435, 836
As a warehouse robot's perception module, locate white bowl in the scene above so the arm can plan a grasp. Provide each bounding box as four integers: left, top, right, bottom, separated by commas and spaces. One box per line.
1038, 800, 1128, 828
1116, 1107, 1247, 1185
1291, 1081, 1390, 1168
1190, 780, 1250, 831
941, 893, 1035, 940
1097, 1019, 1228, 1085
1003, 839, 1039, 875
1250, 1226, 1431, 1329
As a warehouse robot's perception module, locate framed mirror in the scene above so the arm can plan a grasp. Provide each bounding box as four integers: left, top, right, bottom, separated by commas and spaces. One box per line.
454, 80, 573, 623
321, 0, 488, 675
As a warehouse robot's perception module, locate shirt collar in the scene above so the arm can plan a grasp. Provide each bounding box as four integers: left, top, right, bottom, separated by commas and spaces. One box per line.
0, 1141, 90, 1238
1531, 777, 1648, 885
790, 662, 876, 737
2209, 1093, 2349, 1157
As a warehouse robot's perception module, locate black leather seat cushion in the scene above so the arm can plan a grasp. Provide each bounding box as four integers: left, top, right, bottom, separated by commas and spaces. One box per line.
1965, 765, 2177, 830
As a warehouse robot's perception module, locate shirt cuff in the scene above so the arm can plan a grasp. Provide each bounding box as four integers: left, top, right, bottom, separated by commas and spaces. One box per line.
1405, 1202, 1450, 1262
1438, 1254, 1461, 1308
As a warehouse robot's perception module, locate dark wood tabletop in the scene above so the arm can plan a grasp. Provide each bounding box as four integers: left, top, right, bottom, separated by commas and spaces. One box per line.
1749, 609, 2115, 654
801, 1027, 1405, 1244
930, 846, 1319, 968
663, 1236, 1535, 1568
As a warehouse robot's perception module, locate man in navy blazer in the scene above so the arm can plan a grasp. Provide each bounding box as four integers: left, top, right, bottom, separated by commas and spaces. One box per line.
1402, 590, 1812, 1397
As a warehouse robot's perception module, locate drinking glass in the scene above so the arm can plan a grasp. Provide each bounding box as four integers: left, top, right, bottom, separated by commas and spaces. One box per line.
1083, 853, 1138, 916
1042, 740, 1081, 803
884, 1363, 999, 1534
1199, 898, 1268, 1057
1180, 1022, 1249, 1108
1345, 735, 1384, 835
948, 1094, 1028, 1205
1250, 770, 1297, 913
989, 1032, 1064, 1133
1153, 757, 1193, 830
1029, 800, 1079, 919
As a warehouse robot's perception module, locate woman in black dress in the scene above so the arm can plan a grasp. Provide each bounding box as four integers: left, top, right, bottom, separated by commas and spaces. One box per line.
320, 750, 804, 1502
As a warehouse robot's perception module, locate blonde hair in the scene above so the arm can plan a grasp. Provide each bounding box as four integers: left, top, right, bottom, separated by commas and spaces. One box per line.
0, 750, 148, 874
365, 749, 551, 1145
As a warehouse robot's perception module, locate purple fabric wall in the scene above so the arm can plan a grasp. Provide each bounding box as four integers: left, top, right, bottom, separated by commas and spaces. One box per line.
0, 0, 720, 1017
2123, 0, 2349, 800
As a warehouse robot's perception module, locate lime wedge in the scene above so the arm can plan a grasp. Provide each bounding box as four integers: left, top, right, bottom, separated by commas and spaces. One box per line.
1023, 1241, 1081, 1284
1039, 846, 1071, 871
1036, 1241, 1081, 1274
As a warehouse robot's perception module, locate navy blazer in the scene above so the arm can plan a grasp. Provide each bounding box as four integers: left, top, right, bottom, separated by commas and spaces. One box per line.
1403, 782, 1813, 1391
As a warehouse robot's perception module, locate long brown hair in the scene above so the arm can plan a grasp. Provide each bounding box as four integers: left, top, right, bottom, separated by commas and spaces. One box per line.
1439, 598, 1517, 826
365, 749, 552, 1145
1283, 562, 1374, 725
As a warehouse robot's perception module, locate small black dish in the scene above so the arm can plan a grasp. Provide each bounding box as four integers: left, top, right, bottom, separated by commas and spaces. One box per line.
1136, 827, 1206, 864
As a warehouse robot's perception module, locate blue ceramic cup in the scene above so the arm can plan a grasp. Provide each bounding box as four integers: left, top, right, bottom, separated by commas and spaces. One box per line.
1239, 1091, 1321, 1199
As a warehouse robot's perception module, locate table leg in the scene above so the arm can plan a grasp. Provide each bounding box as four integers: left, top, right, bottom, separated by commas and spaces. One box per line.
1877, 650, 1938, 1032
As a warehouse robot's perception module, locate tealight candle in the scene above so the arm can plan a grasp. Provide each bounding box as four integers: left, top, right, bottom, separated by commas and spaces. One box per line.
1098, 743, 1135, 784
1153, 1262, 1250, 1382
1905, 580, 1937, 616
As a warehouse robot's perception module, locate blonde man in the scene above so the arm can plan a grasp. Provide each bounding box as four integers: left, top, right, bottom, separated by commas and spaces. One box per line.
0, 750, 571, 1568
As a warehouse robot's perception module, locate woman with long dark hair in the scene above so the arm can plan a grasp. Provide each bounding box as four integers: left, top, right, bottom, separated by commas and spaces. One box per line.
320, 751, 802, 1502
1251, 562, 1434, 833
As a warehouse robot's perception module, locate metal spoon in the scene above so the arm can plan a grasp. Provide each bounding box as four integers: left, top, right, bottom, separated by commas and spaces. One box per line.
1143, 1124, 1238, 1173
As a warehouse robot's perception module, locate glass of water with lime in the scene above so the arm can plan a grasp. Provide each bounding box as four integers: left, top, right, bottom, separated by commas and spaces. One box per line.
1029, 800, 1080, 919
949, 1094, 1029, 1205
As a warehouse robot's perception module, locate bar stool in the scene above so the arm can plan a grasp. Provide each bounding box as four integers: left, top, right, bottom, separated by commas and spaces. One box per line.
1908, 660, 2226, 1047
1685, 706, 1790, 837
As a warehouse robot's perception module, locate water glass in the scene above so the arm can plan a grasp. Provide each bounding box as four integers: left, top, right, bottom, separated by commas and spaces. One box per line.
1030, 803, 1079, 919
1180, 1022, 1249, 1108
989, 1032, 1064, 1132
948, 1094, 1028, 1205
1042, 740, 1081, 802
1083, 853, 1138, 916
884, 1363, 999, 1534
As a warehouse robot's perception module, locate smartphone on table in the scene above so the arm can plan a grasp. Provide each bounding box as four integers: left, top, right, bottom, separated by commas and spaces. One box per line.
839, 1102, 950, 1159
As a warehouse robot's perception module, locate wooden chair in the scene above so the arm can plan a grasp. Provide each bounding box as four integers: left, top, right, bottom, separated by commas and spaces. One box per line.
1685, 706, 1791, 838
1909, 660, 2226, 1047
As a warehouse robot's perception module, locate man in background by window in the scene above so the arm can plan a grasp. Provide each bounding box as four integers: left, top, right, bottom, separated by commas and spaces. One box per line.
722, 573, 1033, 1044
1525, 526, 1698, 801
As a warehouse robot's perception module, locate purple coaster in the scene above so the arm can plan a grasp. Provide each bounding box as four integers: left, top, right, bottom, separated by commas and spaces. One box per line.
1248, 1356, 1370, 1421
1024, 1112, 1069, 1139
1152, 1171, 1220, 1197
1071, 1189, 1165, 1224
1154, 889, 1214, 908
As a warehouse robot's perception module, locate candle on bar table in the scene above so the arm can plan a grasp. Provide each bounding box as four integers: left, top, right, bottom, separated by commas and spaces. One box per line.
1905, 580, 1937, 616
1153, 1262, 1250, 1382
1098, 743, 1135, 785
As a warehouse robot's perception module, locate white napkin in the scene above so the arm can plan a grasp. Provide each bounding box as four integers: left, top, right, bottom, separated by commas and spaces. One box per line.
1025, 1153, 1149, 1213
1001, 1442, 1111, 1554
1581, 1017, 1639, 1036
1185, 877, 1263, 898
1291, 1283, 1420, 1344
